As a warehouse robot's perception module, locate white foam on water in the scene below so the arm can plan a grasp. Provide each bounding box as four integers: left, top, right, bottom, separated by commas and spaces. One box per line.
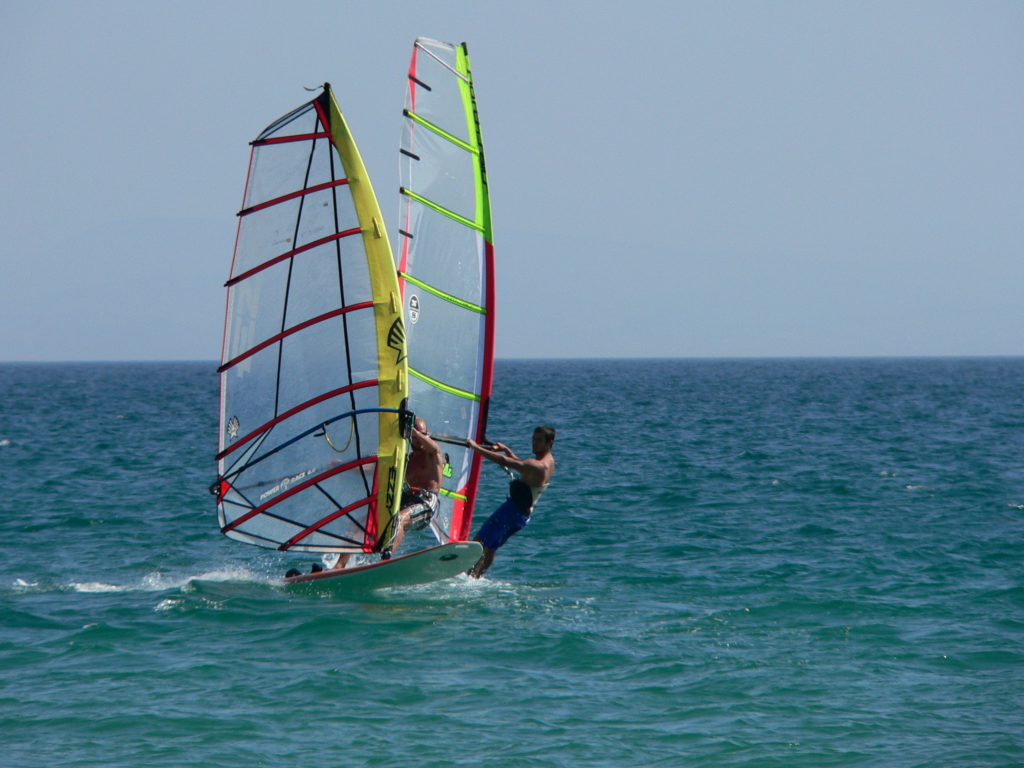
383, 571, 514, 598
0, 439, 11, 447
65, 566, 273, 595
449, 572, 510, 590
70, 581, 131, 593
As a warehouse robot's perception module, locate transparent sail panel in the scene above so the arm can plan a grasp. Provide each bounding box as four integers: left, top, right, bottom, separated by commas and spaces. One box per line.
255, 103, 318, 142
294, 187, 348, 247
232, 198, 302, 280
245, 138, 331, 211
406, 290, 485, 394
407, 376, 479, 454
409, 41, 471, 145
401, 115, 477, 222
233, 140, 359, 282
221, 343, 283, 451
431, 496, 456, 542
229, 462, 374, 550
400, 201, 485, 305
277, 313, 375, 415
219, 385, 378, 478
282, 236, 372, 329
223, 260, 289, 364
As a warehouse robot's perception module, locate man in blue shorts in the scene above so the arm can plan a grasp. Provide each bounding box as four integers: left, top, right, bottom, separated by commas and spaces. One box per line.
466, 426, 556, 578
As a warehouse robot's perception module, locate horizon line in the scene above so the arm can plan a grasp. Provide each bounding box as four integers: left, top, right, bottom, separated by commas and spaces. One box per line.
2, 354, 1023, 365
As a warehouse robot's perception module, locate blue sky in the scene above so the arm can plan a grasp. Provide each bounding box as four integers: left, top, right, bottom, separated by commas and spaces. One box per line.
1, 1, 1020, 360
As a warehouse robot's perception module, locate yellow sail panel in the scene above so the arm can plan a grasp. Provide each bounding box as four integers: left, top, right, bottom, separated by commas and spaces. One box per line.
321, 86, 408, 542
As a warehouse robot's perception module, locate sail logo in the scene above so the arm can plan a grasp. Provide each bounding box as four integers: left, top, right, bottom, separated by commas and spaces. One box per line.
387, 318, 406, 364
258, 468, 315, 502
386, 465, 397, 509
226, 416, 240, 441
409, 295, 420, 324
442, 453, 453, 478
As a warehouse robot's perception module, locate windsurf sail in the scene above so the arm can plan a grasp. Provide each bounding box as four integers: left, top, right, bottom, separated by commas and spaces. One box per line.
215, 83, 409, 555
398, 39, 495, 543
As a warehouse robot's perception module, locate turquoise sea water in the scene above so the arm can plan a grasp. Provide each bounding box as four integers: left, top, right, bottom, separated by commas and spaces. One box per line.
1, 359, 1022, 767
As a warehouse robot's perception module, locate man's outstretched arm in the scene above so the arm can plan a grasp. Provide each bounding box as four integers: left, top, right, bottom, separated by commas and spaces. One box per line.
467, 439, 544, 481
488, 442, 520, 460
466, 439, 515, 467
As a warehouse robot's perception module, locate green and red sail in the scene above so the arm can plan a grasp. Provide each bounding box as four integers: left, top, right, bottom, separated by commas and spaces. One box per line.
397, 39, 495, 543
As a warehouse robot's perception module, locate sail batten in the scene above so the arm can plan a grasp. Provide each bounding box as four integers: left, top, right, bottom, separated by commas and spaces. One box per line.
216, 84, 407, 555
398, 272, 485, 314
400, 187, 484, 232
225, 228, 363, 287
409, 367, 482, 401
218, 302, 374, 373
239, 178, 350, 217
403, 110, 479, 153
253, 131, 331, 147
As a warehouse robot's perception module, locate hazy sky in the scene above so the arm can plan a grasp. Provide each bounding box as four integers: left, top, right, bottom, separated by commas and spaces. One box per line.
1, 1, 1020, 360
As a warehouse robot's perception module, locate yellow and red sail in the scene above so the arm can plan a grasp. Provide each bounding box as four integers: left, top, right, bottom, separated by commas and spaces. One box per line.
215, 85, 407, 554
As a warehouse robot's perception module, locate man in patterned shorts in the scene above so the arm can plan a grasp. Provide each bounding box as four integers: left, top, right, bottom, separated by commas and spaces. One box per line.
387, 417, 444, 556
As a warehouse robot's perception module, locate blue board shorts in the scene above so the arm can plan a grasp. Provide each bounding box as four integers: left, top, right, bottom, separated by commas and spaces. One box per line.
476, 498, 530, 552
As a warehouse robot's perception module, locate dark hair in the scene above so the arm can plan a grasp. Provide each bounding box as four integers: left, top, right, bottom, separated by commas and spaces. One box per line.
534, 425, 556, 444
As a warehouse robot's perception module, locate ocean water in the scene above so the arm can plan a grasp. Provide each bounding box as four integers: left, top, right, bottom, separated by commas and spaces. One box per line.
0, 359, 1022, 767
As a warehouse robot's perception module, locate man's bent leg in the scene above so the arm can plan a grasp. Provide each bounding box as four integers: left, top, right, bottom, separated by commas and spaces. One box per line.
390, 492, 439, 556
468, 538, 495, 579
468, 499, 528, 578
390, 510, 411, 553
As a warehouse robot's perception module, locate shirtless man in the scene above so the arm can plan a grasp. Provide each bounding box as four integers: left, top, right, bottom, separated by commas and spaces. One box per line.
386, 417, 444, 556
466, 425, 556, 578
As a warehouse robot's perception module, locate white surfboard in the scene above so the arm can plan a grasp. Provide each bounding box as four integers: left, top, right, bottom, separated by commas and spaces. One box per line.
282, 541, 482, 590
